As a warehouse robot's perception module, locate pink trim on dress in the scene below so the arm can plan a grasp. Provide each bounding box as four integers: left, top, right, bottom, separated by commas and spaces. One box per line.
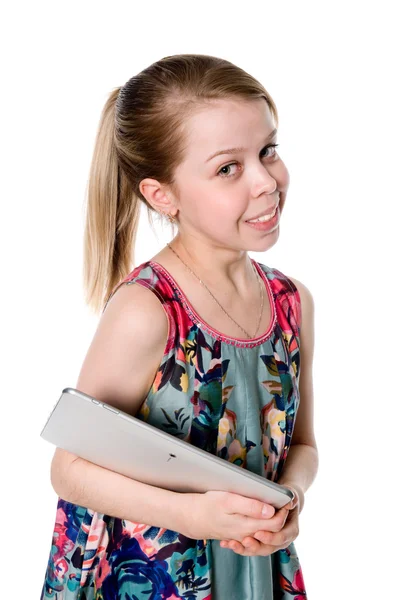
149, 259, 277, 348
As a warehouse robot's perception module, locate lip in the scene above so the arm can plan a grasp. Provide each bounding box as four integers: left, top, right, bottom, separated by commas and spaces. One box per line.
246, 205, 278, 222
245, 206, 280, 231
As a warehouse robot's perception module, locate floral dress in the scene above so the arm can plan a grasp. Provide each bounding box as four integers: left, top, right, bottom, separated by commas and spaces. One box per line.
40, 258, 308, 599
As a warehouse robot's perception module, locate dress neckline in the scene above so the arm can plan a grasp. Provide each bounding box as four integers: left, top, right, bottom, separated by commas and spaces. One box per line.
148, 259, 277, 348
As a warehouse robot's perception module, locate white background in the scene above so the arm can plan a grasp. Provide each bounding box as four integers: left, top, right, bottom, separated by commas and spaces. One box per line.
1, 1, 400, 597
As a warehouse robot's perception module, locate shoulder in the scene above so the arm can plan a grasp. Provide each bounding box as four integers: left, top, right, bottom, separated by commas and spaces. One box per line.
101, 277, 170, 347
73, 279, 171, 419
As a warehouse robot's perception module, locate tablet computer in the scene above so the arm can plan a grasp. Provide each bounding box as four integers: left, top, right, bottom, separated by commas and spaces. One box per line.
40, 387, 294, 509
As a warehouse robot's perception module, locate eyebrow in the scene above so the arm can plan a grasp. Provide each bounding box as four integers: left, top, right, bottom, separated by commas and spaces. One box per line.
205, 128, 278, 162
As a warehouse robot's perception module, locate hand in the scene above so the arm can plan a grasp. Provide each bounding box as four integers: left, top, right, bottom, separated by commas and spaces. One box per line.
219, 483, 304, 557
283, 482, 305, 513
180, 490, 277, 542
219, 503, 299, 556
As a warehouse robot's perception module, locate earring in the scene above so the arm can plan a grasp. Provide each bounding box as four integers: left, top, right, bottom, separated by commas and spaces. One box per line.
163, 212, 176, 223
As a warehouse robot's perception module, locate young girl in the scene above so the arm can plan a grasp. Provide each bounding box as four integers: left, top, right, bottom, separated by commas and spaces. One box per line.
41, 53, 318, 599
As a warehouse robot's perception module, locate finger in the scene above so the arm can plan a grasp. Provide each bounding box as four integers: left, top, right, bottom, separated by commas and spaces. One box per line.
253, 511, 298, 546
226, 493, 275, 519
223, 537, 280, 557
220, 538, 248, 551
226, 539, 245, 553
241, 536, 262, 554
246, 506, 289, 534
253, 508, 296, 542
284, 486, 300, 510
284, 498, 297, 510
225, 538, 262, 556
253, 529, 291, 546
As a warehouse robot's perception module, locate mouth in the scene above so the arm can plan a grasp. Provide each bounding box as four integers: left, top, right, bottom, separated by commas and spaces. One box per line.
246, 205, 278, 224
245, 205, 279, 231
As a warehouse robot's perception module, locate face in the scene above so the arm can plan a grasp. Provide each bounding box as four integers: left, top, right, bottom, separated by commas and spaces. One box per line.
170, 97, 290, 253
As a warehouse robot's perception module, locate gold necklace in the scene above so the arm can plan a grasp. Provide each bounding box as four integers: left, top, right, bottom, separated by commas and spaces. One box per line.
166, 242, 264, 339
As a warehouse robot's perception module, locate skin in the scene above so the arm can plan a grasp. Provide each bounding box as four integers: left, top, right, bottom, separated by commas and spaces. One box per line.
139, 97, 313, 557
221, 484, 304, 556
140, 97, 290, 297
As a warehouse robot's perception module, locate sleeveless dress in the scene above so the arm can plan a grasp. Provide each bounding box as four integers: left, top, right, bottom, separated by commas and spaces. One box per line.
40, 258, 308, 599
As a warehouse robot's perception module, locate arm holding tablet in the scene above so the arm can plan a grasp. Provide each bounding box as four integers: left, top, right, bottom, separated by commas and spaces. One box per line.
50, 283, 279, 543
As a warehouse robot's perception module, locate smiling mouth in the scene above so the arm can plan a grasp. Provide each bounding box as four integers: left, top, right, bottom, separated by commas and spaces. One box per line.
246, 206, 277, 223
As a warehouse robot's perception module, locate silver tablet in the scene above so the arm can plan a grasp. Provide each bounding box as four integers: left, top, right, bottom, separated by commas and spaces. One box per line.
40, 387, 294, 510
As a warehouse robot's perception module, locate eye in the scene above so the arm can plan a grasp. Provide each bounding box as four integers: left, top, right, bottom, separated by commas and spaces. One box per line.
217, 144, 280, 178
260, 143, 279, 159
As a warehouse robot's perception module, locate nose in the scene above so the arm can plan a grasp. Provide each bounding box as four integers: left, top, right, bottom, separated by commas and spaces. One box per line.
253, 165, 277, 197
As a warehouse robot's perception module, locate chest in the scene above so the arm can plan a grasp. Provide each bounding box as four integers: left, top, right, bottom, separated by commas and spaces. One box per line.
150, 257, 274, 341
186, 285, 272, 339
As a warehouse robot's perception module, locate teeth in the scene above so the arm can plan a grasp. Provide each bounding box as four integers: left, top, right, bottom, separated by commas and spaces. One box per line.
248, 208, 276, 223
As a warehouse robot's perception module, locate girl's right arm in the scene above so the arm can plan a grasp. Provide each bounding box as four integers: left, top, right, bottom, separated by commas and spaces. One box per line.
52, 448, 191, 532
50, 281, 283, 543
51, 281, 190, 532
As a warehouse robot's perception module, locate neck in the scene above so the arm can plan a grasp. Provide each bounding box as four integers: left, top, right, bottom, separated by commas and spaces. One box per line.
166, 237, 257, 296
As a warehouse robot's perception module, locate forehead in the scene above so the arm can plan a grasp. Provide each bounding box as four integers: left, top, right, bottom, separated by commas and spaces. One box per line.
183, 98, 276, 160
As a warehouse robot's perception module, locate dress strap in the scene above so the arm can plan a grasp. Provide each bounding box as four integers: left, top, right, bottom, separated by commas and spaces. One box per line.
257, 263, 302, 336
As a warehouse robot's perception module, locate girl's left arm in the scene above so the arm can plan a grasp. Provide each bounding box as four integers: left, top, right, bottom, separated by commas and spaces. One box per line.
277, 276, 319, 514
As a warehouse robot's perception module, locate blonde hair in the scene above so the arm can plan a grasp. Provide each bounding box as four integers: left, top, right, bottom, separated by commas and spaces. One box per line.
82, 53, 279, 314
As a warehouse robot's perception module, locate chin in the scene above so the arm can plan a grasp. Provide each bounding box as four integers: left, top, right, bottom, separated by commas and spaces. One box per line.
245, 225, 280, 253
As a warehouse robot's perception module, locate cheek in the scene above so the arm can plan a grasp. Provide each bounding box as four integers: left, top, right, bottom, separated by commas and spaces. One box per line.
198, 196, 240, 225
277, 163, 290, 214
277, 160, 290, 189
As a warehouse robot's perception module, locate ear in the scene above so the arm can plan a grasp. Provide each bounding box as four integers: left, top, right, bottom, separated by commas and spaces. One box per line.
139, 178, 178, 217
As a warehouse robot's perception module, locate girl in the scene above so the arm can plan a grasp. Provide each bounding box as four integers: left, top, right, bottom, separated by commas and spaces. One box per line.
41, 53, 318, 599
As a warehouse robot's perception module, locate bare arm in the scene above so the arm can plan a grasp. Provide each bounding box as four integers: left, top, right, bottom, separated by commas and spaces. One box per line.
277, 276, 319, 512
52, 449, 191, 532
50, 281, 193, 533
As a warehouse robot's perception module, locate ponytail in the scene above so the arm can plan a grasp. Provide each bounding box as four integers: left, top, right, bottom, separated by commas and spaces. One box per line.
82, 87, 141, 315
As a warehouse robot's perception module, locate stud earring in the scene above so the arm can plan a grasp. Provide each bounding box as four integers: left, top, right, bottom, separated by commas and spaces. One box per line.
162, 212, 176, 223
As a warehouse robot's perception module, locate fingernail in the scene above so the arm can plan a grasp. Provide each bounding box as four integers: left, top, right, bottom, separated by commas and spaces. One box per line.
262, 504, 270, 516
